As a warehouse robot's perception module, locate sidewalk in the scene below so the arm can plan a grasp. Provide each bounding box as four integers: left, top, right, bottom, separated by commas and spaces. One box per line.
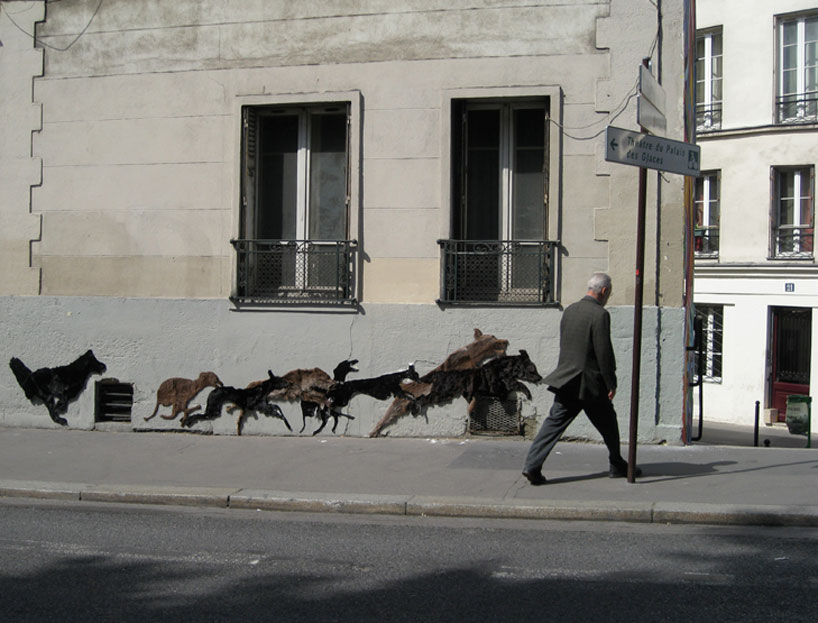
0, 424, 816, 527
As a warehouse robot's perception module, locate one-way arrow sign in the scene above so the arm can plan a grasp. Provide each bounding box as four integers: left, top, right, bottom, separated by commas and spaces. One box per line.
605, 126, 700, 177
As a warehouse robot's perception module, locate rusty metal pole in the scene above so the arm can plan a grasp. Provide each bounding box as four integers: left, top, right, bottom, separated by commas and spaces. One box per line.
628, 164, 648, 483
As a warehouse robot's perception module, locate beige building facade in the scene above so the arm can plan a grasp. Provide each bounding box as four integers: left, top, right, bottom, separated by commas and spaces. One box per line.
1, 0, 692, 441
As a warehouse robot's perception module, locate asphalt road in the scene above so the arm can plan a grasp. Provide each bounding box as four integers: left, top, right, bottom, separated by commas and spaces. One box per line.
1, 499, 817, 622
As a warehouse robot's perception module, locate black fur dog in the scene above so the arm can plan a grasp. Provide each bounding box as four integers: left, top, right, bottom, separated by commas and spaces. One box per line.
298, 358, 360, 435
9, 350, 107, 425
326, 364, 420, 409
407, 351, 541, 415
464, 349, 542, 407
184, 371, 292, 435
317, 365, 420, 436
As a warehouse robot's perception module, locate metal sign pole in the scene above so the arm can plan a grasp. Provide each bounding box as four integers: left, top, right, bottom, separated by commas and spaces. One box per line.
628, 164, 647, 483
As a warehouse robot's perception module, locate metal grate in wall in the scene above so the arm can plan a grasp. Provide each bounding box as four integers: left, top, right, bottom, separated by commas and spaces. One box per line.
95, 379, 133, 422
468, 396, 521, 436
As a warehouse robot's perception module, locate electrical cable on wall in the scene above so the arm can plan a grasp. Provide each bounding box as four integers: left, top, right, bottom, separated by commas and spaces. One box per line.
0, 0, 104, 52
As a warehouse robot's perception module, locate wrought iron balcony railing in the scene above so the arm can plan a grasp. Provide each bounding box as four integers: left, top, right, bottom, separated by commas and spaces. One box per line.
438, 239, 558, 305
773, 227, 814, 258
694, 227, 719, 258
231, 239, 357, 305
696, 103, 723, 131
776, 92, 818, 124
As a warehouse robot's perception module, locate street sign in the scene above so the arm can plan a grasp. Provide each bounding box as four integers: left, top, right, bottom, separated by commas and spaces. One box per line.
638, 95, 667, 135
605, 126, 700, 176
638, 65, 666, 135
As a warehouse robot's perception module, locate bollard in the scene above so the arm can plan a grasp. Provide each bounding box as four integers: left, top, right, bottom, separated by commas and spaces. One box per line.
754, 401, 760, 447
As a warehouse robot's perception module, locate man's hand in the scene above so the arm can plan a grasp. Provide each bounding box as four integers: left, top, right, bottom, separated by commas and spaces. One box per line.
608, 389, 616, 401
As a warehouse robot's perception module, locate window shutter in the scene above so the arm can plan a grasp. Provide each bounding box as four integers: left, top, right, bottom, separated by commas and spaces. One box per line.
241, 107, 258, 239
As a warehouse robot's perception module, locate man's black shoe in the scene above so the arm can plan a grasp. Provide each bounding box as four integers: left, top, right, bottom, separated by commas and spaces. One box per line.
609, 463, 642, 478
522, 470, 547, 486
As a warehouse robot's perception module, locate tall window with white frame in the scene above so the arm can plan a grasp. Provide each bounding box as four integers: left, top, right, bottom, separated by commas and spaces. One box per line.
694, 304, 723, 384
772, 166, 814, 258
441, 98, 557, 305
696, 27, 723, 131
777, 12, 818, 123
233, 103, 356, 304
694, 171, 720, 258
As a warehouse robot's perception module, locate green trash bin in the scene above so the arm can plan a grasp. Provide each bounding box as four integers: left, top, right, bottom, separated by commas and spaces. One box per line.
785, 395, 812, 448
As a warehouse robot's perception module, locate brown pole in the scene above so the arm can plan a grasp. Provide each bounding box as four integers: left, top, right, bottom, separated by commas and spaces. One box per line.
628, 164, 648, 483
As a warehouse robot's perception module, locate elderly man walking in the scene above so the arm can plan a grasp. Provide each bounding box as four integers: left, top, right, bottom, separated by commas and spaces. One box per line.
522, 272, 639, 485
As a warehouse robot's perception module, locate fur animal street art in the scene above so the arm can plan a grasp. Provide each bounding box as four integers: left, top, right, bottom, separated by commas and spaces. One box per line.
145, 371, 223, 424
266, 359, 359, 435
183, 371, 292, 435
326, 365, 420, 408
9, 350, 107, 425
405, 350, 542, 417
369, 329, 510, 437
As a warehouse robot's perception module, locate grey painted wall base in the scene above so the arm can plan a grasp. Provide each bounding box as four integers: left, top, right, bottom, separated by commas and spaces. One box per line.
1, 296, 686, 444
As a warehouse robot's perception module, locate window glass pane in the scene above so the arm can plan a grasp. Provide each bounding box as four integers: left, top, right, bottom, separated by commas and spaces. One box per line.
465, 109, 500, 239
783, 69, 797, 95
780, 198, 794, 225
783, 46, 797, 72
711, 33, 722, 56
258, 114, 298, 239
806, 17, 818, 41
800, 197, 813, 226
807, 65, 818, 91
783, 21, 798, 46
512, 108, 545, 239
308, 112, 347, 240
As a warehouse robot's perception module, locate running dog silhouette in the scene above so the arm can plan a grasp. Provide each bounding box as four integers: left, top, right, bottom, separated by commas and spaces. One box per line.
370, 329, 509, 437
316, 364, 420, 435
267, 359, 359, 435
184, 371, 292, 435
145, 371, 223, 423
9, 350, 107, 426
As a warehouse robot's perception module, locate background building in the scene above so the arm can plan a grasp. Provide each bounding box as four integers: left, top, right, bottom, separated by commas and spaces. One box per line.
694, 0, 818, 435
1, 0, 691, 442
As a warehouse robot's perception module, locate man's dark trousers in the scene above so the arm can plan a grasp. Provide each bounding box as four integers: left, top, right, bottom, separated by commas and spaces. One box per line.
524, 384, 625, 474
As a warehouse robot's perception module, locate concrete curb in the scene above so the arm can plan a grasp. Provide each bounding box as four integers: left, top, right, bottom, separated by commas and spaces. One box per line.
3, 480, 818, 527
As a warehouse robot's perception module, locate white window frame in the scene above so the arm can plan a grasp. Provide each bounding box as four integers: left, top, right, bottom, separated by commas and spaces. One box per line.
695, 304, 723, 384
777, 12, 818, 123
773, 166, 815, 258
462, 100, 547, 241
694, 171, 720, 258
696, 28, 723, 131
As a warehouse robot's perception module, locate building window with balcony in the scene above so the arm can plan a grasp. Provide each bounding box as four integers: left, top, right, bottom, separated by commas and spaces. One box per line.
777, 12, 818, 123
772, 166, 814, 258
694, 304, 723, 383
233, 103, 357, 305
440, 99, 557, 305
694, 171, 720, 258
696, 28, 723, 131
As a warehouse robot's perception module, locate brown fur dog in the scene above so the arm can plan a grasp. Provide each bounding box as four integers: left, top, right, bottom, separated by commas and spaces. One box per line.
145, 371, 223, 423
369, 329, 509, 437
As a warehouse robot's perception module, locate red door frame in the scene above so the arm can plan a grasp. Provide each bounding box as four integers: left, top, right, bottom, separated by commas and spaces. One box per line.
770, 307, 811, 421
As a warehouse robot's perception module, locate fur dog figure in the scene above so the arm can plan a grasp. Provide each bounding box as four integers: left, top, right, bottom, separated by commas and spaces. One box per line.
405, 351, 541, 415
265, 359, 359, 435
325, 364, 420, 408
9, 350, 107, 425
145, 371, 223, 422
370, 329, 509, 437
184, 371, 292, 435
319, 364, 420, 436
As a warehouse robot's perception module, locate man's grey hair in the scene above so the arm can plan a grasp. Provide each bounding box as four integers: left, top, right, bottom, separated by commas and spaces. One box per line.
587, 272, 612, 294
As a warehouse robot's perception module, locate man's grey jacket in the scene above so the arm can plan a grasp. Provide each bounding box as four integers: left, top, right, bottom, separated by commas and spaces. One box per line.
542, 295, 617, 402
